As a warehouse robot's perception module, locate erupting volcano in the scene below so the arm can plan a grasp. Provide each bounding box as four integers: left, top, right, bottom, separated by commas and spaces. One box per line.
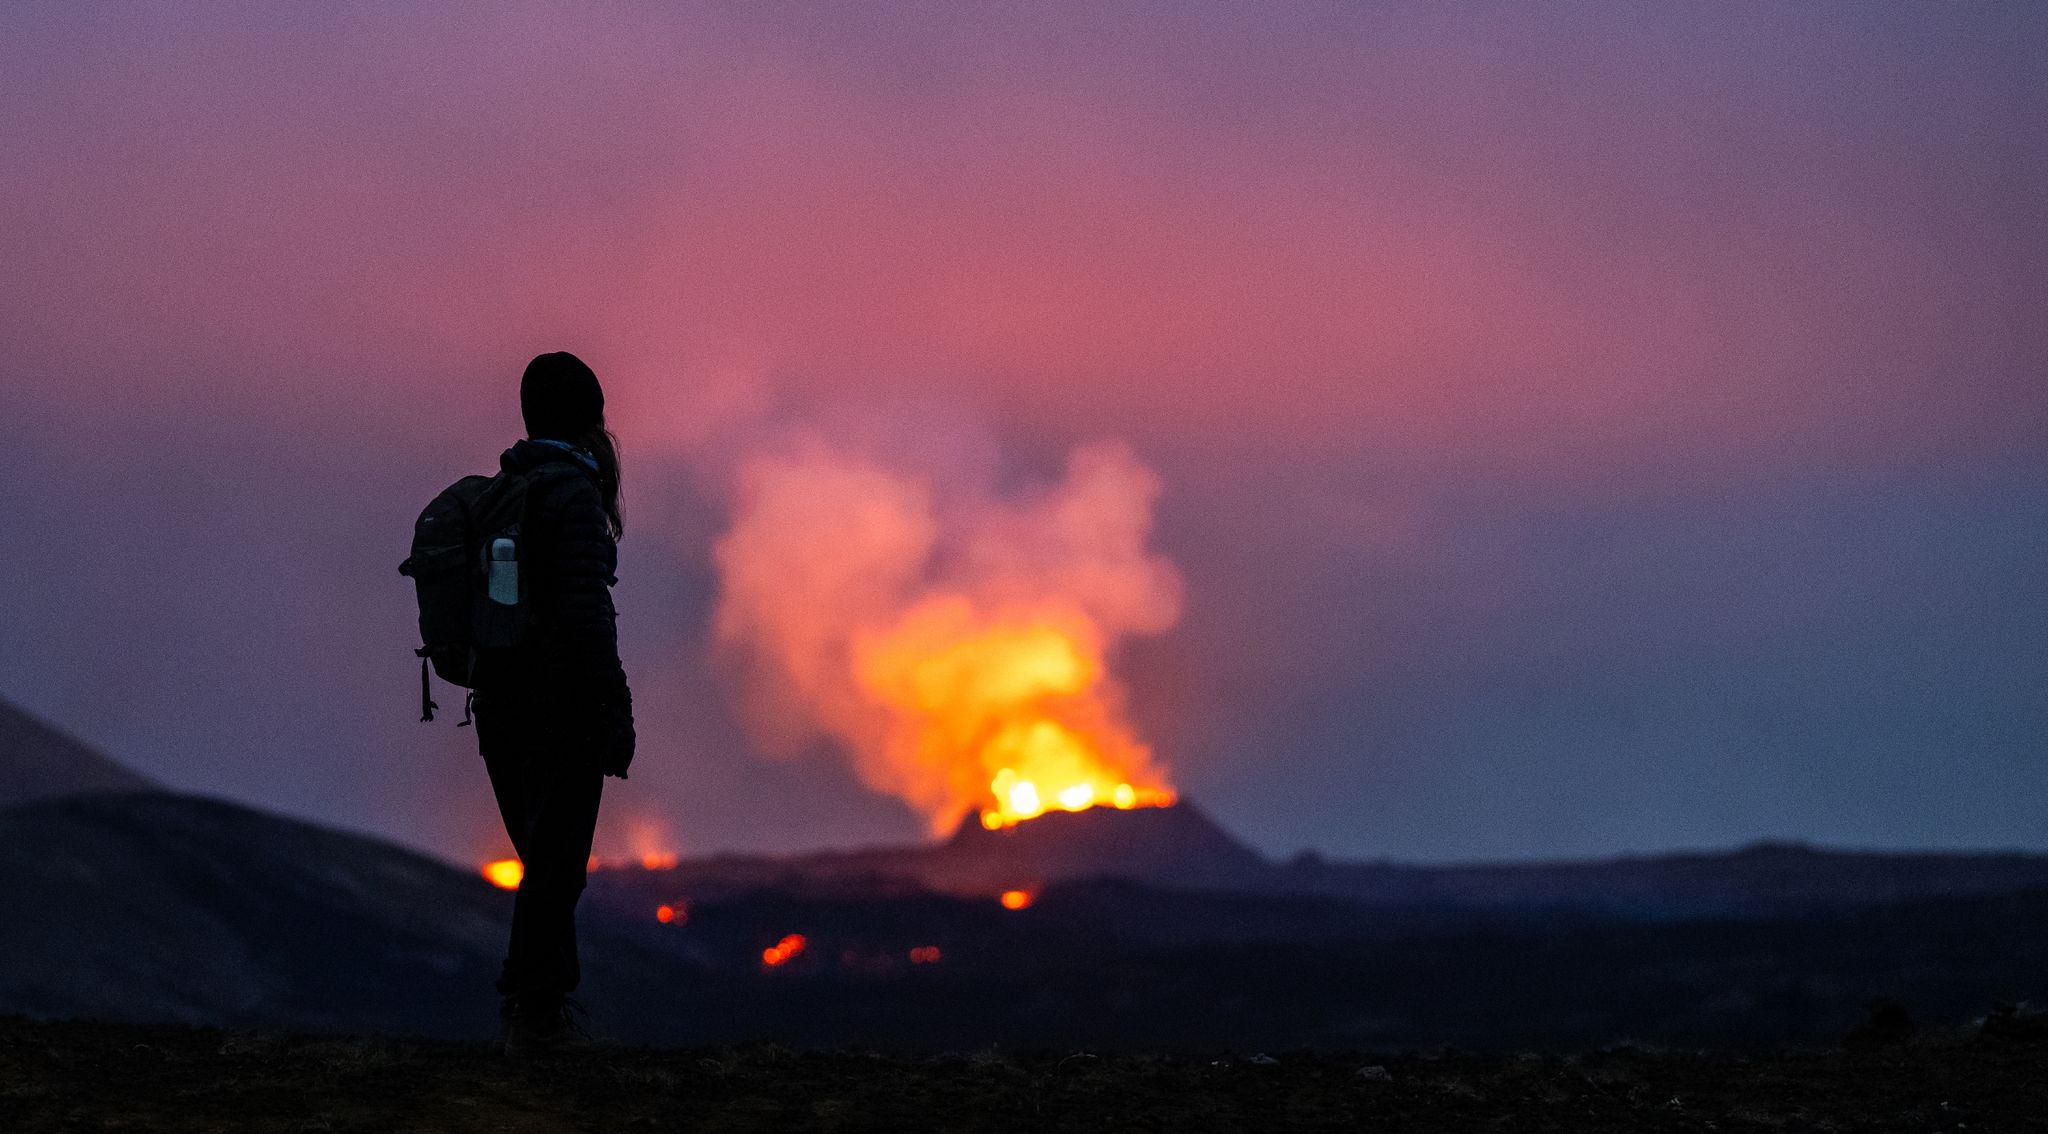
715, 434, 1183, 834
855, 606, 1178, 831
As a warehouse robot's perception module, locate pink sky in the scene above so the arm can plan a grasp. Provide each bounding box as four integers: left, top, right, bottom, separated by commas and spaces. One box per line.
3, 3, 2043, 863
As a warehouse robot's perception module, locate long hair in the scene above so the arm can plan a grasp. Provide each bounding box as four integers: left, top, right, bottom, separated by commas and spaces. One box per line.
575, 423, 624, 540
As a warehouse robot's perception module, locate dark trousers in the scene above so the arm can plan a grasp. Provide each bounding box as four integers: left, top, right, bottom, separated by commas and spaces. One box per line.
475, 692, 605, 1000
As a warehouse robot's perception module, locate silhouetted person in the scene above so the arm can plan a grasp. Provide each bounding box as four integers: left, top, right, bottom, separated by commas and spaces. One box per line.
478, 351, 634, 1055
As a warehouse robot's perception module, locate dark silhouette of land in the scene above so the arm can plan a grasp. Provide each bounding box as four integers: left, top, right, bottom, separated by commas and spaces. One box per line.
6, 1013, 2046, 1133
5, 692, 2048, 1055
620, 799, 2048, 916
0, 698, 153, 807
7, 786, 2048, 1051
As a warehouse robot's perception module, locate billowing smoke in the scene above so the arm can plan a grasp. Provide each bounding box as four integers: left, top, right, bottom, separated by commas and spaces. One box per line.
713, 434, 1182, 833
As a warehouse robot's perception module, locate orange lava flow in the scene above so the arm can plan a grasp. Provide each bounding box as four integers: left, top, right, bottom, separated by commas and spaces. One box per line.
761, 933, 807, 967
481, 859, 523, 890
999, 889, 1034, 910
855, 606, 1176, 830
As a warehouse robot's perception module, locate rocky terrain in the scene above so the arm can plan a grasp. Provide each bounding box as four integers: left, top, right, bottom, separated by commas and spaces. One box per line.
5, 1013, 2046, 1133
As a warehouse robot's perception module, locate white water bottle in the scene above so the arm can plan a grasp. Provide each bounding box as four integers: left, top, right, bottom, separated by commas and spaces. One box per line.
486, 538, 519, 605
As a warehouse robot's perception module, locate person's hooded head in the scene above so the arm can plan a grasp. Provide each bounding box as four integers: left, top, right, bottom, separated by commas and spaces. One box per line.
521, 351, 605, 441
520, 351, 623, 537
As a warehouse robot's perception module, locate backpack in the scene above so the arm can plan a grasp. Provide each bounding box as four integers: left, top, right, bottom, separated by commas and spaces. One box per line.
398, 470, 534, 724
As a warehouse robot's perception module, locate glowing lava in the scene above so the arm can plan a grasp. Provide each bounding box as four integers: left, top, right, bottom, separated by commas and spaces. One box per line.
999, 889, 1035, 910
762, 933, 807, 967
481, 859, 523, 890
854, 604, 1177, 830
715, 439, 1182, 834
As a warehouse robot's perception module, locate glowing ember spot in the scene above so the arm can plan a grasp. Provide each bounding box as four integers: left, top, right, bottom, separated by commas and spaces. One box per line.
641, 852, 678, 870
999, 889, 1034, 910
481, 859, 523, 890
993, 768, 1043, 820
655, 904, 678, 924
761, 933, 807, 967
1113, 783, 1137, 809
909, 945, 943, 964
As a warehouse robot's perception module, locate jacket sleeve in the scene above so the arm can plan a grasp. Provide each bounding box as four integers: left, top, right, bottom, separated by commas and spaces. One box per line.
542, 474, 635, 772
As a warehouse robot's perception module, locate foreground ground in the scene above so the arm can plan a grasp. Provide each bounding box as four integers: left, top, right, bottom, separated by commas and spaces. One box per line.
4, 1016, 2045, 1133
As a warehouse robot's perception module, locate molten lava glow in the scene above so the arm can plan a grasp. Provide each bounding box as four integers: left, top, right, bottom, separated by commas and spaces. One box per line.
909, 945, 943, 964
655, 904, 680, 924
999, 889, 1034, 910
855, 606, 1177, 830
715, 440, 1183, 834
481, 859, 523, 890
761, 933, 807, 967
625, 817, 680, 872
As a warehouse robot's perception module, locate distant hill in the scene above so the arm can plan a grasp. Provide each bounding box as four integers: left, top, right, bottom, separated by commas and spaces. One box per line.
1281, 840, 2048, 917
0, 696, 154, 806
931, 801, 1271, 892
641, 801, 1272, 900
593, 801, 2048, 919
0, 792, 690, 1039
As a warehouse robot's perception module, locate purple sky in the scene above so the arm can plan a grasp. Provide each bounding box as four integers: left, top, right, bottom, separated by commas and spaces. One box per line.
2, 2, 2043, 864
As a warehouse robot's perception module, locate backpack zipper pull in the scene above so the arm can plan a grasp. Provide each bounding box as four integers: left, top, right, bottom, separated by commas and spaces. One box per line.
419, 656, 438, 722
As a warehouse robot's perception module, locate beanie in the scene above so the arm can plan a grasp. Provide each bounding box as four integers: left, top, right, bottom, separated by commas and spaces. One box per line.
520, 351, 605, 439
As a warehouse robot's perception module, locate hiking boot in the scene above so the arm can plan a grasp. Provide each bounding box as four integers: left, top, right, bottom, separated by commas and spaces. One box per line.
502, 994, 596, 1057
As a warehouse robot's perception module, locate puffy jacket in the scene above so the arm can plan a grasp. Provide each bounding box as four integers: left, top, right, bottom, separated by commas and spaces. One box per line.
475, 439, 635, 776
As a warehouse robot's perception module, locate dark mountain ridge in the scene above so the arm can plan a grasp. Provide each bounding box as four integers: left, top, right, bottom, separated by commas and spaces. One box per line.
0, 696, 154, 807
0, 791, 692, 1038
592, 801, 2048, 920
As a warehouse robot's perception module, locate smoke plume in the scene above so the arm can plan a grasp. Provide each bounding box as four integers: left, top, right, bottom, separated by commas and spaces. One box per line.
713, 434, 1182, 833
